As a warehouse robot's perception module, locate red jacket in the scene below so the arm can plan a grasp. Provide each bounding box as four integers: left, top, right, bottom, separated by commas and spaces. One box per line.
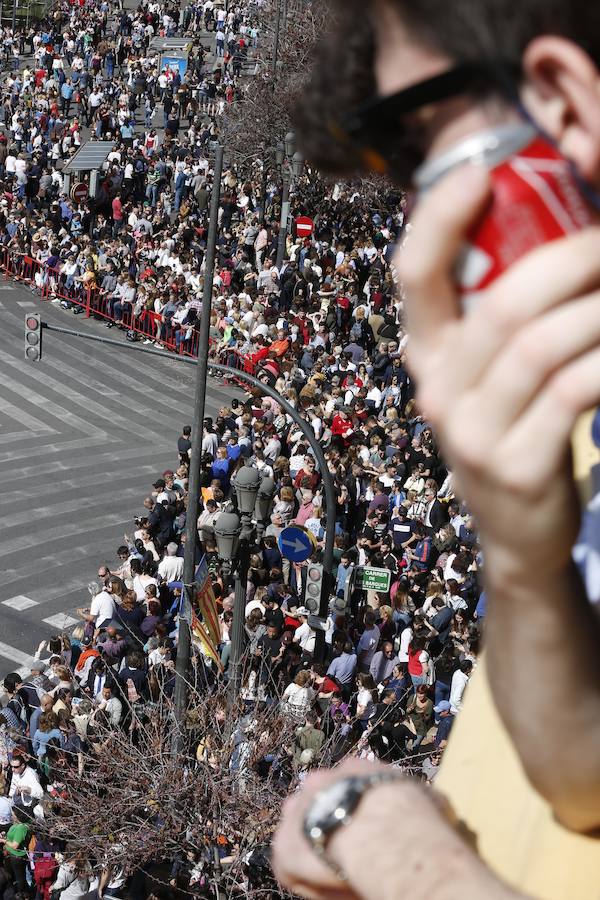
331, 415, 354, 443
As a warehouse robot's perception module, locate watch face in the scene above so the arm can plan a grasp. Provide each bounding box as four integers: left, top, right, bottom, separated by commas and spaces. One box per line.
304, 777, 366, 843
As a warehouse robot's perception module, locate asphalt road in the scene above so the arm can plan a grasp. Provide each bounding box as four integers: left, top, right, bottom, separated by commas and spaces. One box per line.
0, 283, 240, 676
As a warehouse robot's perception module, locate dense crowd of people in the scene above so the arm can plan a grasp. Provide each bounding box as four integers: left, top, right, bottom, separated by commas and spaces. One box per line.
0, 375, 483, 895
0, 0, 488, 895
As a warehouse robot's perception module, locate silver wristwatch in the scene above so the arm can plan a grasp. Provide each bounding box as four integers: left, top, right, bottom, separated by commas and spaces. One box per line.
302, 770, 402, 879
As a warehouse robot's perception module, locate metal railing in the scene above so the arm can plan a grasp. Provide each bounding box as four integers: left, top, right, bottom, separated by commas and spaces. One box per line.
1, 247, 203, 357
0, 246, 264, 388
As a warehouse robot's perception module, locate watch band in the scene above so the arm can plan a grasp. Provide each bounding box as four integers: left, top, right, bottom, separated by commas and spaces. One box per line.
303, 769, 403, 880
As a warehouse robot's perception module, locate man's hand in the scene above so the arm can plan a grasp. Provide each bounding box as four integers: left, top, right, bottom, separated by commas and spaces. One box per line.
272, 759, 523, 900
400, 163, 600, 832
399, 164, 600, 582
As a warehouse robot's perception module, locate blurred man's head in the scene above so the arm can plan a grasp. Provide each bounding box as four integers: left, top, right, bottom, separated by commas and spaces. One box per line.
299, 0, 600, 193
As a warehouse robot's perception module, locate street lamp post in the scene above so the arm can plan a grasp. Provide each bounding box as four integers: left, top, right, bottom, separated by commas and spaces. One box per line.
172, 143, 224, 751
271, 0, 282, 86
275, 133, 304, 272
215, 467, 276, 700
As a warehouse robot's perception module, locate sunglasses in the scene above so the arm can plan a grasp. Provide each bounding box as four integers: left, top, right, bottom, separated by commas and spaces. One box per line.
331, 61, 521, 187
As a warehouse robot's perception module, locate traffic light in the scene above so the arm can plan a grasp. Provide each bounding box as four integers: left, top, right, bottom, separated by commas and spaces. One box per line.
304, 562, 324, 613
24, 313, 42, 361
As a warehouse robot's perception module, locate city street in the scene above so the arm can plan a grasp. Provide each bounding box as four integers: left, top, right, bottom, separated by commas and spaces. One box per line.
0, 285, 238, 675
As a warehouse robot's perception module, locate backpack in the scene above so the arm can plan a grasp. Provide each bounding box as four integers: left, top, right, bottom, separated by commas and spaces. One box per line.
379, 319, 399, 340
34, 854, 58, 900
7, 694, 27, 727
349, 321, 362, 342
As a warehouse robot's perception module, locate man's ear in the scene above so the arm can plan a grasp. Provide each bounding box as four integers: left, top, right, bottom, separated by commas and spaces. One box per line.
521, 36, 600, 182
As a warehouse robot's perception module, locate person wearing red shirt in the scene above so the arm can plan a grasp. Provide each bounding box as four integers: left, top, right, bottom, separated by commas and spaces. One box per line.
311, 665, 342, 701
292, 310, 310, 345
331, 407, 355, 449
246, 340, 269, 373
294, 456, 321, 492
341, 372, 364, 390
111, 195, 123, 236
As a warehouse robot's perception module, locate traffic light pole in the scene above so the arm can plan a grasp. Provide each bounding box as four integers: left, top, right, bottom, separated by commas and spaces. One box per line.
33, 320, 336, 663
275, 171, 290, 272
172, 142, 223, 752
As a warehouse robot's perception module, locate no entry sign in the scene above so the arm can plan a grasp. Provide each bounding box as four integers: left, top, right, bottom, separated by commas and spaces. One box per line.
71, 182, 89, 205
295, 215, 314, 238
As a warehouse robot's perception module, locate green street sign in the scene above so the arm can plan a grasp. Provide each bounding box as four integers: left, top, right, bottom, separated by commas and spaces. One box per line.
355, 566, 391, 593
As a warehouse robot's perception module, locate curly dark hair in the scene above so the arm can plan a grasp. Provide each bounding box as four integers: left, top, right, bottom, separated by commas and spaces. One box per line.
293, 0, 375, 174
295, 0, 600, 174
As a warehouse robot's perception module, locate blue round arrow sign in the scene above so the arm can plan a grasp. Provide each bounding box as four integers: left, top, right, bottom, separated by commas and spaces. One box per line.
278, 525, 315, 563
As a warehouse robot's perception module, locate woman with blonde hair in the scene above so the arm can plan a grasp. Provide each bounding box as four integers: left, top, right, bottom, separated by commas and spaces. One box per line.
273, 485, 296, 525
51, 665, 75, 695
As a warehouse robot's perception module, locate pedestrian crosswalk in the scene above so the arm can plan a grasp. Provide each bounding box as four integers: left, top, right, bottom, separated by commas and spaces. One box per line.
2, 596, 39, 611
0, 286, 242, 674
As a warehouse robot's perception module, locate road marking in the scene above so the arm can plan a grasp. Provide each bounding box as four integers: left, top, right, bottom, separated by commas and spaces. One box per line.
0, 484, 143, 535
42, 614, 78, 629
0, 429, 53, 447
0, 352, 169, 445
0, 509, 139, 560
0, 395, 57, 434
0, 538, 118, 589
2, 595, 39, 611
0, 639, 33, 667
0, 434, 121, 467
0, 369, 107, 438
0, 461, 160, 506
16, 301, 35, 307
0, 575, 93, 607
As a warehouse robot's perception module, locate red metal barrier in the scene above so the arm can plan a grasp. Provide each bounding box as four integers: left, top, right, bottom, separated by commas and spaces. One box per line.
217, 347, 255, 388
0, 248, 213, 360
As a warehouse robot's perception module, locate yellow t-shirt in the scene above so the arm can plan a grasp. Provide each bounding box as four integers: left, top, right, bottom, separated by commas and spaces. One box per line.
436, 411, 600, 899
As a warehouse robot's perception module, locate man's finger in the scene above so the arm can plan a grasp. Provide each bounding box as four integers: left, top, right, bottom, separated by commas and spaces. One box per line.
467, 290, 600, 441
397, 163, 491, 342
498, 344, 600, 484
453, 226, 600, 391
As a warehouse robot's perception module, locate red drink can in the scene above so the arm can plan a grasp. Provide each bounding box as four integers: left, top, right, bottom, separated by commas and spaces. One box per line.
414, 123, 597, 305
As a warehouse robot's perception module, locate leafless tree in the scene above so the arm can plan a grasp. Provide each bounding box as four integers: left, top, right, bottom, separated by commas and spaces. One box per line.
38, 664, 339, 898
222, 0, 399, 220
221, 0, 331, 165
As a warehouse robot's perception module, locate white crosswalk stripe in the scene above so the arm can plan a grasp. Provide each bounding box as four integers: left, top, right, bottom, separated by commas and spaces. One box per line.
42, 614, 79, 629
0, 286, 242, 672
0, 394, 58, 433
2, 595, 39, 611
0, 640, 34, 669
